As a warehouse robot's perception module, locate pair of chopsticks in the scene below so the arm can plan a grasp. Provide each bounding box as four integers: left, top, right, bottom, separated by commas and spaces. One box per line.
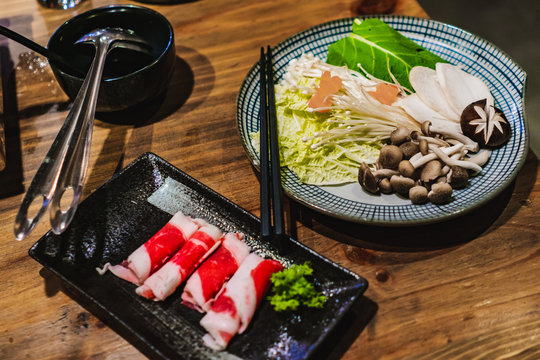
259, 46, 286, 252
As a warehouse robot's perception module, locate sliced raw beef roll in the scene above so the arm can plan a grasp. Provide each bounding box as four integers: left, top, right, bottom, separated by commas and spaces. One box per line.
136, 220, 222, 301
200, 253, 283, 350
181, 232, 251, 312
97, 211, 199, 285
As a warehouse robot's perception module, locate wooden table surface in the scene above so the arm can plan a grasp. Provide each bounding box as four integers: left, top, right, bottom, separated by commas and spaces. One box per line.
0, 0, 538, 359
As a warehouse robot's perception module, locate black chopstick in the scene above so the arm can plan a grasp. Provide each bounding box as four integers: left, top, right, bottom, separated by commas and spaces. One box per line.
259, 46, 286, 252
0, 26, 85, 77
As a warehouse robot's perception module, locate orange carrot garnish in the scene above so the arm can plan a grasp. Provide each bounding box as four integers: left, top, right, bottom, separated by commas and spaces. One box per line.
367, 83, 400, 106
308, 71, 342, 113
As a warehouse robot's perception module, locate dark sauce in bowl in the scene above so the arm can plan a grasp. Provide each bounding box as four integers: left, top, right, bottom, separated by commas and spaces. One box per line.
72, 45, 155, 79
47, 5, 176, 112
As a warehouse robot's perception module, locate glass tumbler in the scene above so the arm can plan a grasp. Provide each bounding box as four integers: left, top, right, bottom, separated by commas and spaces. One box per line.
37, 0, 86, 9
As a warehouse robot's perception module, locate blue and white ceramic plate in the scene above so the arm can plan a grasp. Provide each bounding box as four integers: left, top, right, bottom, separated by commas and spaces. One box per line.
236, 15, 528, 226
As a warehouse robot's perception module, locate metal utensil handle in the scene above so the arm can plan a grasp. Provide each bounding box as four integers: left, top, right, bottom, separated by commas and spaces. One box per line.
49, 40, 153, 234
48, 40, 110, 234
14, 41, 108, 240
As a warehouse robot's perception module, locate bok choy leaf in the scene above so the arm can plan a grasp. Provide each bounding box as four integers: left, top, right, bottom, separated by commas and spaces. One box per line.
327, 18, 447, 91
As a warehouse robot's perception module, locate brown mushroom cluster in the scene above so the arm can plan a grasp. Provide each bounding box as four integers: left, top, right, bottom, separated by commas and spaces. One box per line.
358, 122, 490, 205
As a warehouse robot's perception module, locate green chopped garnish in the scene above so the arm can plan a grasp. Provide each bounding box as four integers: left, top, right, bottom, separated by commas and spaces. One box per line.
268, 261, 326, 312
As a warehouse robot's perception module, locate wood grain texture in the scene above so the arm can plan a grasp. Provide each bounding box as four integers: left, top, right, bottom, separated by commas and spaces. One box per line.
0, 1, 538, 359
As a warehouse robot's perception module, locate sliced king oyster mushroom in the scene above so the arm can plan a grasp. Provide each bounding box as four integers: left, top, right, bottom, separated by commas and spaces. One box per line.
396, 93, 442, 122
399, 64, 498, 135
460, 99, 511, 147
436, 63, 494, 114
408, 66, 461, 121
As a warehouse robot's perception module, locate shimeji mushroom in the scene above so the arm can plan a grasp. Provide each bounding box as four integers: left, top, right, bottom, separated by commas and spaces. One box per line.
466, 150, 491, 166
419, 138, 429, 155
429, 124, 479, 152
358, 163, 377, 194
359, 164, 379, 194
399, 141, 419, 159
428, 182, 453, 204
363, 170, 379, 194
408, 143, 464, 169
421, 121, 431, 136
390, 175, 415, 195
379, 178, 393, 194
398, 160, 415, 178
378, 145, 402, 169
441, 152, 464, 176
428, 144, 482, 173
409, 185, 428, 204
420, 160, 443, 183
373, 168, 400, 179
447, 166, 469, 188
423, 121, 479, 152
411, 130, 449, 147
390, 127, 411, 145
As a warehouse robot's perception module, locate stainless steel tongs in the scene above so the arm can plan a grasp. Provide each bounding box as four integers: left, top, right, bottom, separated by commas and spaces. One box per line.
14, 28, 151, 240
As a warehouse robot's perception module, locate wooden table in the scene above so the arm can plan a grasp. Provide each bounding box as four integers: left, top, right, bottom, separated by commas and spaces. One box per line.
1, 0, 538, 359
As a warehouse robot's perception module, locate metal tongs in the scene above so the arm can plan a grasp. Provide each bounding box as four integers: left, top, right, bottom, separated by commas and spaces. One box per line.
14, 28, 151, 240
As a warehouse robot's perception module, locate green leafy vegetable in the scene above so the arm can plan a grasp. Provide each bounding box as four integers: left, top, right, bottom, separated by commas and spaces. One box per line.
268, 261, 327, 312
327, 18, 447, 91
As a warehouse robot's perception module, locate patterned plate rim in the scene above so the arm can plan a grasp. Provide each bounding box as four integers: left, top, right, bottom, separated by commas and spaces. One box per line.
236, 15, 528, 226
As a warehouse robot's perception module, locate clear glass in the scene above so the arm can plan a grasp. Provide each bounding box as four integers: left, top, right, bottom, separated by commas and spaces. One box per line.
37, 0, 86, 10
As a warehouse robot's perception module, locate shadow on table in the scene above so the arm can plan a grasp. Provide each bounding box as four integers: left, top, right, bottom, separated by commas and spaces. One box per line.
313, 296, 378, 360
93, 45, 215, 174
0, 40, 24, 198
288, 182, 511, 252
286, 151, 538, 252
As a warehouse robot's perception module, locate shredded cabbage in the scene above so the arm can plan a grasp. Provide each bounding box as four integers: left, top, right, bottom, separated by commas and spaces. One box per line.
252, 81, 381, 185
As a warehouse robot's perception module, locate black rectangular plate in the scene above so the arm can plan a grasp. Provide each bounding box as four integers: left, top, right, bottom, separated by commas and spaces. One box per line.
29, 153, 368, 360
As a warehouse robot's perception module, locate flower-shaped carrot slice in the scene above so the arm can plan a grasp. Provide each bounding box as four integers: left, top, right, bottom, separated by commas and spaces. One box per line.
308, 71, 342, 112
368, 83, 400, 106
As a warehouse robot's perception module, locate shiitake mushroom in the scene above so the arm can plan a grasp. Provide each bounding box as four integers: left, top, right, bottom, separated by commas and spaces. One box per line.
460, 99, 511, 147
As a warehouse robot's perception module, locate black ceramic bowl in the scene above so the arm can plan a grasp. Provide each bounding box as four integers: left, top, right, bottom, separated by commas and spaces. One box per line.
48, 5, 175, 112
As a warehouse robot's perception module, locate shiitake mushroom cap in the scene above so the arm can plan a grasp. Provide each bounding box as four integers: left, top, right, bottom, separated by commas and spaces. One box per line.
460, 98, 511, 147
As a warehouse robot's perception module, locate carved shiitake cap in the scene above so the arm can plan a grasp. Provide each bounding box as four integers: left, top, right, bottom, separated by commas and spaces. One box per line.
461, 99, 510, 147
